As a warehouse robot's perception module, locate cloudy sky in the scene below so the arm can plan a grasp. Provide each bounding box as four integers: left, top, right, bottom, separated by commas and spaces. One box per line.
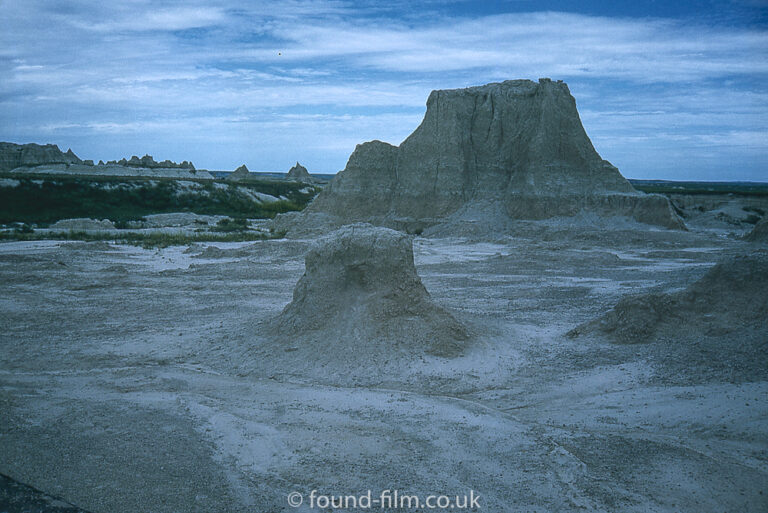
1, 0, 766, 180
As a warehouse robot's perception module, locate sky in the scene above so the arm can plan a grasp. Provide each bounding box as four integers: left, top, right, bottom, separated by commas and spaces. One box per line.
0, 0, 767, 181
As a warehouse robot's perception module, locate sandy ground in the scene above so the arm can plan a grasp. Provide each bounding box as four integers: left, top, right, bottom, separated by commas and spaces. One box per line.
0, 221, 766, 512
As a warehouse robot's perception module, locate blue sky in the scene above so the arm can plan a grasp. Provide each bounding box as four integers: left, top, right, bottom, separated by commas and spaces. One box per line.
1, 0, 766, 180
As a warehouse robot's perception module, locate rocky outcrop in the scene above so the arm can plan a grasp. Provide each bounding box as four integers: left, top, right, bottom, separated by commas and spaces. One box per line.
0, 142, 83, 172
291, 79, 683, 233
268, 224, 468, 364
226, 164, 250, 181
286, 162, 313, 183
105, 154, 195, 170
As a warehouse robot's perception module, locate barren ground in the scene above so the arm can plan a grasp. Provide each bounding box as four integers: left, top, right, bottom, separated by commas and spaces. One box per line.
1, 221, 766, 512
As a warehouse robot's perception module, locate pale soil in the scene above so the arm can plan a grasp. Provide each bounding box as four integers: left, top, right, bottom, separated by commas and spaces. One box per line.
0, 221, 766, 512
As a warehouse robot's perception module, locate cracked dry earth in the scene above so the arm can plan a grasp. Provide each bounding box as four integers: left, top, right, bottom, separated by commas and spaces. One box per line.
0, 225, 766, 512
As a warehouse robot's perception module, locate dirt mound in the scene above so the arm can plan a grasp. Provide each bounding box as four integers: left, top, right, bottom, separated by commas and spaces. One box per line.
568, 254, 768, 344
745, 217, 768, 242
283, 79, 683, 235
265, 224, 468, 366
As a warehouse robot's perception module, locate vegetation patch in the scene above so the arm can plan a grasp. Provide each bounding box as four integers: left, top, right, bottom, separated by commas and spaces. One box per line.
213, 217, 250, 232
629, 179, 768, 197
0, 229, 286, 249
0, 174, 319, 225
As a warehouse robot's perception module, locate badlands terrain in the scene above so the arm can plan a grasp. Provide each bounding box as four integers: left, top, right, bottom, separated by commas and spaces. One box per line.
1, 219, 766, 512
1, 79, 767, 512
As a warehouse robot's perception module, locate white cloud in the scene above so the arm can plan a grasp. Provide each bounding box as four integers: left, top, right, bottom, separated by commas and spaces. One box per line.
66, 5, 228, 32
144, 7, 225, 30
256, 12, 768, 81
0, 1, 766, 178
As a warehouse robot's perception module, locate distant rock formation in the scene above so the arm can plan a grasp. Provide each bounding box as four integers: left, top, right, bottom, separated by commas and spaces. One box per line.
105, 154, 195, 170
286, 79, 683, 234
746, 217, 768, 242
0, 142, 83, 172
286, 162, 313, 183
268, 224, 468, 363
226, 164, 250, 181
1, 143, 212, 178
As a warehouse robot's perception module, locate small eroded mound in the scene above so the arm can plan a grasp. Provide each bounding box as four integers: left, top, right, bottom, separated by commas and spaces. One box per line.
568, 254, 768, 344
746, 217, 768, 242
266, 224, 468, 367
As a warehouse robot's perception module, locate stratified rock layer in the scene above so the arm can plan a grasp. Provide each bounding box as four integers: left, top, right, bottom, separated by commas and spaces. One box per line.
269, 224, 468, 362
301, 79, 683, 231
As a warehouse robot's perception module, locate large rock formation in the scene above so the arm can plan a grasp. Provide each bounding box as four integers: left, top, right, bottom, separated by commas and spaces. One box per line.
286, 162, 313, 183
288, 79, 683, 233
267, 224, 468, 365
226, 164, 250, 181
0, 142, 83, 172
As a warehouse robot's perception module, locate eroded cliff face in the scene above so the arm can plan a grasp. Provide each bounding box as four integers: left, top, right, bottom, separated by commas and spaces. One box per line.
303, 79, 683, 231
394, 79, 633, 207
